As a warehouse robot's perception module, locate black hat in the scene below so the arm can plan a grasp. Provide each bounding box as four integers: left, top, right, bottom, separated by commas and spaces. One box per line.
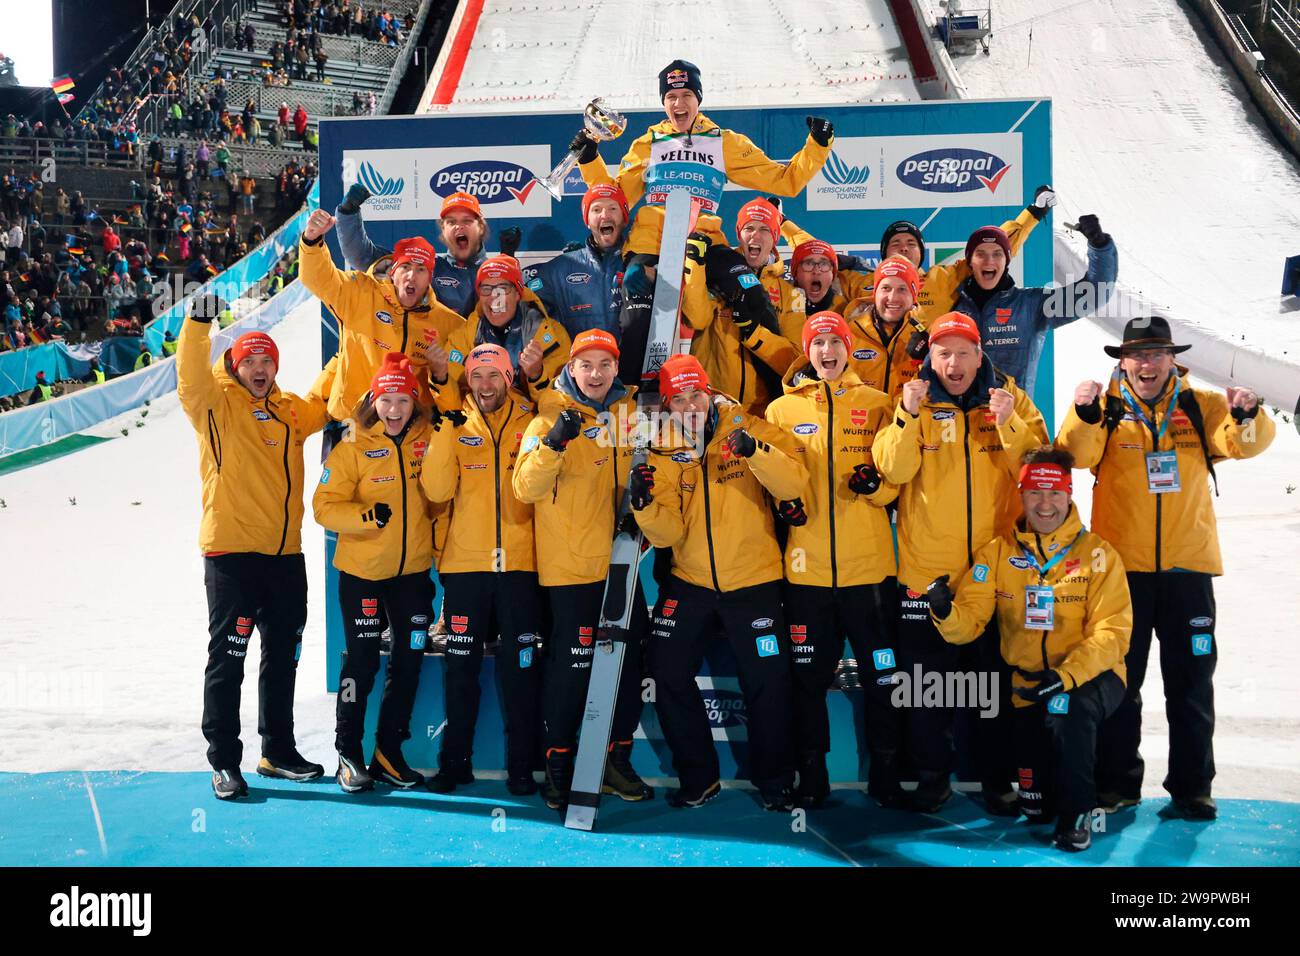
880, 220, 925, 265
1103, 316, 1192, 358
659, 60, 703, 103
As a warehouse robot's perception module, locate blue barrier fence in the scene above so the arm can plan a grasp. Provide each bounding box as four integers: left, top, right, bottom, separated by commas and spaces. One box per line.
0, 337, 153, 398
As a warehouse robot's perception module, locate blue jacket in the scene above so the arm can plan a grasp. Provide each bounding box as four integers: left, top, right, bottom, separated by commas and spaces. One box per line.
522, 236, 624, 341
951, 238, 1117, 397
334, 205, 485, 317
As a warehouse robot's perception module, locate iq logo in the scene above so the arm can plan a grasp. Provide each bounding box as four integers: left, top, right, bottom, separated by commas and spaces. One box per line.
520, 647, 534, 669
410, 630, 428, 651
755, 635, 779, 658
1047, 694, 1070, 715
896, 147, 1013, 194
872, 648, 896, 671
1191, 634, 1213, 656
973, 564, 990, 583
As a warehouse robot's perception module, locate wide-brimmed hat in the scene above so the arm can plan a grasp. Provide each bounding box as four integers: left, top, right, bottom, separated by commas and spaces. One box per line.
1103, 316, 1191, 358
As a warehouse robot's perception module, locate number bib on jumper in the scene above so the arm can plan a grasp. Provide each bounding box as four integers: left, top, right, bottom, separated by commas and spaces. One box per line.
1024, 585, 1055, 630
644, 129, 727, 212
1145, 449, 1181, 494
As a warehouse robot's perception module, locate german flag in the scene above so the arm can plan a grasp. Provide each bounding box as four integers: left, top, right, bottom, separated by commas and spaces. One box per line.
51, 76, 75, 94
68, 245, 85, 255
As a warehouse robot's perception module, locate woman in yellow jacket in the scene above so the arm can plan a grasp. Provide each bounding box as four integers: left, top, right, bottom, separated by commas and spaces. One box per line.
841, 255, 930, 404
419, 344, 544, 797
313, 353, 435, 794
634, 354, 808, 811
512, 329, 654, 810
764, 312, 905, 808
924, 448, 1132, 852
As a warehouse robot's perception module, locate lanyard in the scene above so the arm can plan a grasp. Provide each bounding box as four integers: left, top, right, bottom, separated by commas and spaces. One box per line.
1020, 530, 1085, 582
1119, 375, 1181, 445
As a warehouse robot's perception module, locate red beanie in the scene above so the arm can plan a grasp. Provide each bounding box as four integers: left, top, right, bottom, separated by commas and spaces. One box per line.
928, 312, 982, 347
476, 254, 524, 292
392, 236, 436, 269
465, 343, 515, 387
873, 254, 919, 300
735, 198, 781, 241
1019, 462, 1072, 494
792, 239, 838, 278
964, 225, 1011, 264
659, 354, 709, 400
801, 311, 851, 354
230, 331, 279, 369
582, 183, 629, 224
370, 352, 419, 399
570, 328, 620, 361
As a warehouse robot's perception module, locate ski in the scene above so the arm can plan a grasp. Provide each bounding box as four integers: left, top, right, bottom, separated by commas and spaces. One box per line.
564, 188, 699, 831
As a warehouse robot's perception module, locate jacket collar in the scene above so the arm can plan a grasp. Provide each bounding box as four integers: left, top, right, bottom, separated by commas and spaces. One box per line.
1013, 503, 1086, 557
781, 358, 866, 395
918, 353, 1004, 408
553, 366, 630, 414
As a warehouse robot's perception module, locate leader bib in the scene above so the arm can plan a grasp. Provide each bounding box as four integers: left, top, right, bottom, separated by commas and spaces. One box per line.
644, 129, 727, 212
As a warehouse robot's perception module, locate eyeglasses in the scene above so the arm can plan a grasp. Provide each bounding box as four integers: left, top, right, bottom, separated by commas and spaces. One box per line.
479, 283, 516, 296
798, 259, 834, 273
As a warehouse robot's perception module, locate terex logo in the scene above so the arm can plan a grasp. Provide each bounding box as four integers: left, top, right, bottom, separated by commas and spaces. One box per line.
357, 161, 404, 197
431, 160, 538, 204
897, 148, 1013, 194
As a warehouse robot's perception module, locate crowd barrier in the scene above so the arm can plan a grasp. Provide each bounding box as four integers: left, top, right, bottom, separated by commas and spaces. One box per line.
1, 337, 151, 398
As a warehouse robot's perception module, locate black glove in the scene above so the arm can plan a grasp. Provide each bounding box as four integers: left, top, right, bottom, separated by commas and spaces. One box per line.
337, 181, 371, 215
1013, 668, 1067, 705
561, 240, 584, 253
731, 285, 782, 337
847, 463, 881, 496
1074, 214, 1111, 248
685, 231, 711, 266
704, 243, 754, 303
805, 115, 834, 147
925, 574, 954, 620
362, 502, 392, 529
569, 130, 599, 164
189, 292, 223, 323
725, 428, 757, 459
764, 196, 781, 211
1028, 184, 1056, 222
838, 252, 868, 273
543, 409, 582, 451
430, 406, 467, 431
498, 226, 522, 258
629, 462, 655, 511
905, 329, 929, 361
1230, 402, 1259, 424
776, 497, 808, 526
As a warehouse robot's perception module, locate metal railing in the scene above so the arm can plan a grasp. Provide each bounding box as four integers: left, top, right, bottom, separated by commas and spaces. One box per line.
1269, 0, 1300, 55
0, 136, 143, 171
379, 0, 437, 115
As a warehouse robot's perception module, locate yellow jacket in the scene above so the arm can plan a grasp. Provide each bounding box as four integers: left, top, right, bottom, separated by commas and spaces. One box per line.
935, 505, 1132, 705
419, 391, 537, 574
512, 374, 640, 587
844, 209, 1040, 324
765, 362, 899, 587
1055, 369, 1275, 574
872, 360, 1048, 592
636, 395, 808, 592
313, 418, 434, 580
298, 236, 466, 421
443, 293, 571, 406
580, 113, 832, 256
177, 317, 330, 556
840, 300, 928, 404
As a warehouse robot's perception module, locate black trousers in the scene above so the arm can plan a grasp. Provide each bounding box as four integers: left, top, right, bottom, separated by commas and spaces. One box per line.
647, 578, 795, 794
896, 583, 1009, 790
439, 571, 544, 776
201, 552, 308, 770
784, 580, 902, 790
541, 580, 648, 753
334, 569, 434, 755
1098, 571, 1217, 801
1013, 670, 1125, 819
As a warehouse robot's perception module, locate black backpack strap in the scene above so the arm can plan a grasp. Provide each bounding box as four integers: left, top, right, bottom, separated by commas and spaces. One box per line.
1091, 394, 1126, 484
1176, 387, 1220, 497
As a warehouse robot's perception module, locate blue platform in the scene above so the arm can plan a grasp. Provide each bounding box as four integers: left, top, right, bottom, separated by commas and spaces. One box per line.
2, 771, 1296, 867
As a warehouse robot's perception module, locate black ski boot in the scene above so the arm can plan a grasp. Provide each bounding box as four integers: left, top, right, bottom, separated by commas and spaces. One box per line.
211, 767, 249, 800
1170, 795, 1217, 820
795, 751, 830, 809
426, 758, 474, 794
336, 748, 374, 794
602, 740, 653, 802
370, 744, 425, 789
507, 771, 538, 796
1054, 812, 1092, 851
867, 752, 908, 810
666, 779, 721, 809
761, 785, 797, 813
257, 748, 324, 781
906, 778, 953, 814
542, 748, 574, 811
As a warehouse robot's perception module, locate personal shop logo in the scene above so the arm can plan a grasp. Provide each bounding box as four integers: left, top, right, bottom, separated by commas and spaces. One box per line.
431, 158, 539, 205
896, 147, 1013, 194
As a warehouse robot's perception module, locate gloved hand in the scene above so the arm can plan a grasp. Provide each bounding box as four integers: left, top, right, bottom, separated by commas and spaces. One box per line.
925, 574, 954, 620
1074, 214, 1111, 248
362, 502, 393, 529
569, 130, 599, 164
1028, 184, 1056, 221
685, 231, 711, 266
776, 497, 808, 526
189, 292, 224, 323
806, 115, 834, 147
337, 182, 372, 215
629, 462, 655, 511
731, 287, 782, 337
1013, 669, 1067, 705
561, 240, 585, 253
848, 463, 881, 496
725, 428, 757, 459
622, 254, 656, 297
543, 409, 583, 451
499, 226, 522, 258
430, 406, 468, 431
764, 196, 782, 211
838, 252, 867, 273
704, 243, 755, 303
905, 329, 929, 361
1073, 380, 1104, 425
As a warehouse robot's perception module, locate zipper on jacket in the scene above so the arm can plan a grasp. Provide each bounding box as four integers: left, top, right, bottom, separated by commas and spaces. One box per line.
824, 382, 838, 589
264, 398, 291, 556
389, 431, 409, 576
400, 308, 409, 354
488, 401, 511, 568
701, 453, 723, 592
962, 411, 974, 566
207, 410, 222, 472
1032, 533, 1051, 669
737, 331, 747, 405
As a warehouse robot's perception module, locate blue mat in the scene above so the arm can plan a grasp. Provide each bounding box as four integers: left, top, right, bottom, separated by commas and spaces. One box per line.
2, 772, 1296, 867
